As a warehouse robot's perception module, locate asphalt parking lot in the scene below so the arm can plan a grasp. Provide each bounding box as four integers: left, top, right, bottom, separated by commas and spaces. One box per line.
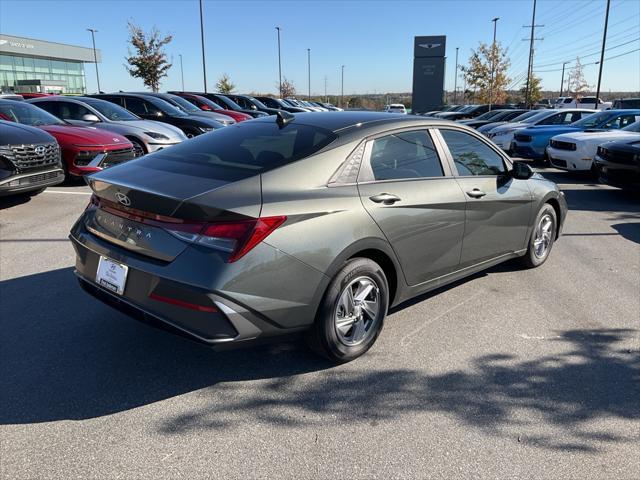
1, 169, 639, 480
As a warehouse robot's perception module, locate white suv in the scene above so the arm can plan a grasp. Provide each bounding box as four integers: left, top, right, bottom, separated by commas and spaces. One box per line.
555, 96, 612, 110
384, 104, 407, 114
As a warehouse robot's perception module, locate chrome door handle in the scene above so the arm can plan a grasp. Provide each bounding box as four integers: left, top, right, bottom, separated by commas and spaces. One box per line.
369, 193, 401, 205
466, 188, 486, 198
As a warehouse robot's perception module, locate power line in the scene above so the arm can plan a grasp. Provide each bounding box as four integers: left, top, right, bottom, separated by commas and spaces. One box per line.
533, 47, 640, 73
534, 37, 640, 68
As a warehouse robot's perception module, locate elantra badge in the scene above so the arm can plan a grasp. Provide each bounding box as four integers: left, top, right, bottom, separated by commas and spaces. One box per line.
115, 192, 131, 206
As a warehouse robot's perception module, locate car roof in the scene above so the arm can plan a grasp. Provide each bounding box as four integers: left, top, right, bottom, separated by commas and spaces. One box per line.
253, 111, 463, 135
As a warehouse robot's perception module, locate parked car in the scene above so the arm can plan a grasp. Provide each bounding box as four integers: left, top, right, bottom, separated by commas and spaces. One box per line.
0, 100, 136, 180
383, 104, 407, 114
594, 138, 640, 189
612, 98, 640, 109
0, 94, 24, 101
0, 120, 64, 196
169, 92, 252, 122
547, 119, 640, 172
535, 99, 553, 109
88, 93, 224, 137
435, 104, 503, 121
18, 92, 56, 99
286, 98, 323, 111
555, 96, 612, 110
487, 109, 595, 153
170, 92, 267, 119
223, 94, 283, 116
134, 92, 235, 126
254, 96, 309, 113
459, 109, 527, 129
317, 102, 342, 111
28, 96, 186, 156
421, 105, 466, 117
477, 110, 540, 135
71, 111, 566, 363
512, 109, 640, 160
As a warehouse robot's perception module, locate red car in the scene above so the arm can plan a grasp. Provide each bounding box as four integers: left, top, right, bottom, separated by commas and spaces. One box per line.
0, 100, 137, 180
170, 92, 252, 122
19, 93, 57, 99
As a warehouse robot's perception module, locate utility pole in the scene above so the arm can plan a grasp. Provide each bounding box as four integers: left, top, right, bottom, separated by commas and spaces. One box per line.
595, 0, 611, 109
199, 0, 207, 92
523, 0, 543, 108
454, 47, 459, 105
489, 17, 499, 111
559, 60, 570, 97
86, 28, 100, 93
307, 48, 311, 100
179, 54, 185, 91
276, 27, 282, 97
341, 65, 345, 108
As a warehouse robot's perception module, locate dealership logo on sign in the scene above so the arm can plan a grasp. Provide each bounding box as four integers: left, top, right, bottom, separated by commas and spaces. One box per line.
419, 43, 442, 49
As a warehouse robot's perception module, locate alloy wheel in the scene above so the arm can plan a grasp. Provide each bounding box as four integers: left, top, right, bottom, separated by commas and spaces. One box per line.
334, 276, 380, 346
533, 213, 553, 258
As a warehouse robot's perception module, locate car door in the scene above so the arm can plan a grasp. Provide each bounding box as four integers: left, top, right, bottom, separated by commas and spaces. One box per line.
436, 128, 532, 268
357, 128, 467, 286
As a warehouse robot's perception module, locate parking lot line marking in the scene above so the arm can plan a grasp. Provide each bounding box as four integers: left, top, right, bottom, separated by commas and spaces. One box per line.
43, 190, 92, 195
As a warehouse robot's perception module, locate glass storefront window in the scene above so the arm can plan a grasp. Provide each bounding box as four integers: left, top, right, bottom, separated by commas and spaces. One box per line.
34, 58, 50, 73
0, 54, 87, 94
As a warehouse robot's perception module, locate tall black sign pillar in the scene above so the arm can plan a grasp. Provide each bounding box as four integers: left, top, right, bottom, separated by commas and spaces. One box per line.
412, 36, 446, 114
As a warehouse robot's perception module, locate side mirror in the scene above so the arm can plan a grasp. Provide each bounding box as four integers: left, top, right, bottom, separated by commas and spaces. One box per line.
82, 113, 100, 122
511, 160, 534, 180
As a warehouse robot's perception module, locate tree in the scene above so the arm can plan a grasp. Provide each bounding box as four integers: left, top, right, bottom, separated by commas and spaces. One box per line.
216, 73, 235, 94
279, 77, 296, 98
125, 22, 172, 92
520, 74, 543, 104
460, 42, 511, 104
568, 57, 590, 99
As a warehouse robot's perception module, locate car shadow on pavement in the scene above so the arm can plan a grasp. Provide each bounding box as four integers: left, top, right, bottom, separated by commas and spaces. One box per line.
0, 267, 333, 426
611, 223, 640, 245
2, 268, 638, 453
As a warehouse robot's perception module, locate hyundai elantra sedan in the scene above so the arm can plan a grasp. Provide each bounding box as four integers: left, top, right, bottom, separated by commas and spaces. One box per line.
71, 112, 567, 362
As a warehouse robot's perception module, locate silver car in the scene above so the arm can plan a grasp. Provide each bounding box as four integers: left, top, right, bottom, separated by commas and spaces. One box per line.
28, 96, 186, 156
71, 112, 567, 363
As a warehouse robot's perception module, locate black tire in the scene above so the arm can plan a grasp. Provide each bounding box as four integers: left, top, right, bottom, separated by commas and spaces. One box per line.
129, 138, 146, 157
306, 258, 389, 363
520, 203, 557, 268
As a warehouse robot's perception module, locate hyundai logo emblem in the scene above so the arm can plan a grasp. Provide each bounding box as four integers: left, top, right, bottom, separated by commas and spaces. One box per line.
115, 192, 131, 206
34, 145, 46, 156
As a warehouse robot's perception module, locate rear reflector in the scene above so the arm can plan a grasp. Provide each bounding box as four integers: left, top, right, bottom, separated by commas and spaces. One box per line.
149, 293, 218, 313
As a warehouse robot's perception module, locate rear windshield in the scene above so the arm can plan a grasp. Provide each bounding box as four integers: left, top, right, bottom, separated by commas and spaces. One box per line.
132, 121, 337, 181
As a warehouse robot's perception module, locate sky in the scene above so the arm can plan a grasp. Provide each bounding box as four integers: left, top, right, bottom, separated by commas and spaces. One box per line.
0, 0, 638, 96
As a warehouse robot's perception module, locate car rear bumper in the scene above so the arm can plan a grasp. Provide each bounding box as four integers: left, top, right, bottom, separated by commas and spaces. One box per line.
0, 168, 64, 196
69, 216, 328, 346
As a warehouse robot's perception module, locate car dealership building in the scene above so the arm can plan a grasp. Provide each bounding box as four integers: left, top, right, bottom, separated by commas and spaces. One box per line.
0, 34, 101, 94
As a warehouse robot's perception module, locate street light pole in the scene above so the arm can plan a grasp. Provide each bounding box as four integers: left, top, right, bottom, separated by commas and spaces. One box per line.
454, 47, 459, 104
276, 27, 282, 97
341, 65, 345, 108
595, 0, 611, 109
307, 48, 311, 100
86, 28, 100, 93
488, 17, 499, 111
179, 54, 185, 91
559, 61, 569, 97
199, 0, 207, 92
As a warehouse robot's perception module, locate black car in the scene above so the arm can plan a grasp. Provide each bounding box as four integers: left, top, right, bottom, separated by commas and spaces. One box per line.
0, 120, 64, 196
254, 96, 308, 113
612, 98, 640, 110
459, 109, 529, 129
88, 93, 224, 137
170, 92, 268, 119
437, 104, 513, 121
135, 93, 235, 126
223, 94, 284, 116
594, 139, 640, 190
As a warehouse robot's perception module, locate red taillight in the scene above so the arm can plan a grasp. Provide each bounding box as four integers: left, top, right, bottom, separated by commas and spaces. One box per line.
89, 194, 286, 262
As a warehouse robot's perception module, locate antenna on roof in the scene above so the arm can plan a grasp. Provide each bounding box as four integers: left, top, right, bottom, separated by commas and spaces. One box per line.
276, 110, 294, 128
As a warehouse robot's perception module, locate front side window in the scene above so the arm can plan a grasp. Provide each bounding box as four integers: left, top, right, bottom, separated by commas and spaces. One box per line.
603, 114, 640, 130
368, 130, 443, 181
57, 102, 92, 120
440, 129, 506, 176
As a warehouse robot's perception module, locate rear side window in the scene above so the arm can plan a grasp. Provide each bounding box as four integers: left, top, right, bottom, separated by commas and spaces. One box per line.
368, 130, 443, 180
57, 102, 92, 120
132, 121, 337, 181
124, 98, 148, 115
440, 129, 506, 176
603, 114, 639, 129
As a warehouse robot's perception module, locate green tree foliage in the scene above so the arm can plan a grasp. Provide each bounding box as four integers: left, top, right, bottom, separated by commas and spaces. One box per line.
125, 22, 172, 92
216, 73, 236, 94
521, 74, 543, 104
461, 42, 511, 104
